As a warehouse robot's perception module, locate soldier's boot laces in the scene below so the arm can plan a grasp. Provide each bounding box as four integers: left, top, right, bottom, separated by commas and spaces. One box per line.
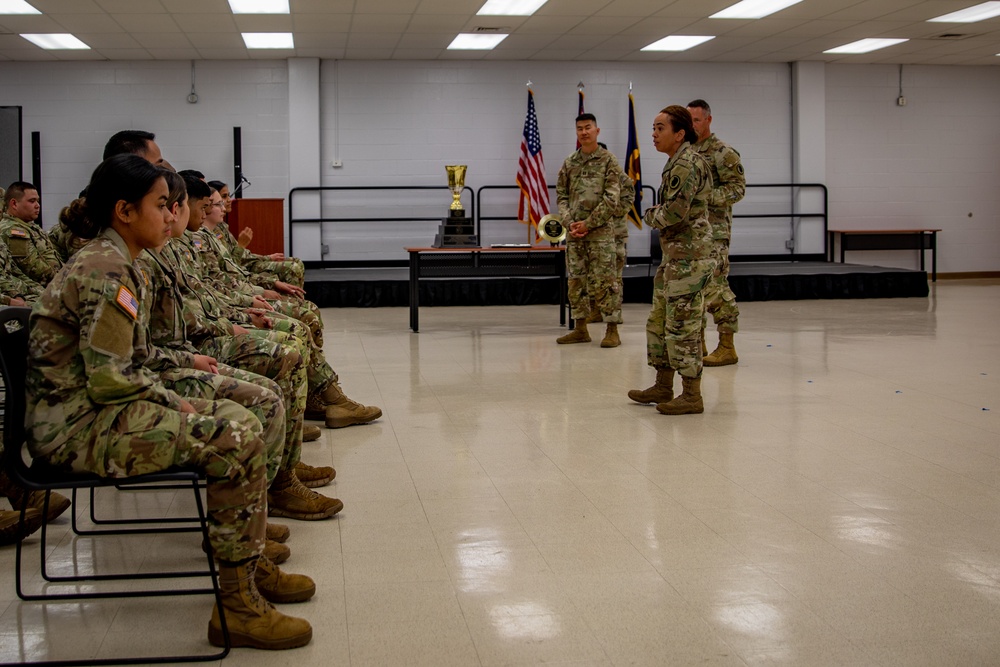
600, 323, 621, 348
628, 368, 674, 405
294, 461, 336, 488
266, 523, 291, 544
268, 469, 343, 521
255, 554, 316, 604
0, 508, 44, 547
703, 332, 738, 367
319, 382, 382, 429
556, 321, 590, 344
0, 470, 71, 524
301, 425, 322, 442
208, 558, 313, 650
656, 376, 704, 415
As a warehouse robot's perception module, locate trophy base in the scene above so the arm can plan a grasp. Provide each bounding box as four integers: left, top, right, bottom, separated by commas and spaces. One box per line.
432, 214, 479, 248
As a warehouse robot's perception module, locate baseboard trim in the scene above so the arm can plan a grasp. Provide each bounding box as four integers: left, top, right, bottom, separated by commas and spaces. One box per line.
935, 271, 1000, 280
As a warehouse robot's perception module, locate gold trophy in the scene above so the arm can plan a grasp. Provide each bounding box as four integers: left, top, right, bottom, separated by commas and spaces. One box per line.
536, 213, 566, 244
433, 164, 479, 247
446, 165, 467, 212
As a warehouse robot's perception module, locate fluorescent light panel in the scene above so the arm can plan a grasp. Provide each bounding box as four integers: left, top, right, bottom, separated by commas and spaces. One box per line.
927, 1, 1000, 22
448, 33, 508, 49
711, 0, 803, 19
477, 0, 547, 16
824, 38, 907, 54
242, 32, 294, 48
228, 0, 289, 13
0, 0, 40, 14
641, 35, 715, 51
21, 33, 89, 49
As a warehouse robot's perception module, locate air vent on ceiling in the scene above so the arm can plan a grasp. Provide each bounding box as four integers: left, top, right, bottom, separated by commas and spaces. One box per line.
473, 26, 510, 33
928, 32, 976, 40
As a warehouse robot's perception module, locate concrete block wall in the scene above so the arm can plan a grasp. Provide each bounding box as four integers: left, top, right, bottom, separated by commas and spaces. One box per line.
826, 64, 1000, 273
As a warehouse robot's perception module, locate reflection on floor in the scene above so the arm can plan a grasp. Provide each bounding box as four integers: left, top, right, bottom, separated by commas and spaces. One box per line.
3, 280, 999, 666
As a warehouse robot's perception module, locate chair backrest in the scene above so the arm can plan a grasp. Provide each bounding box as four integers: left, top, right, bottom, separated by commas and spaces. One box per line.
0, 306, 34, 480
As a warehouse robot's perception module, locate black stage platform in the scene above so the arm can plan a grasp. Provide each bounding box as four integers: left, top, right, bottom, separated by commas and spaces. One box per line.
303, 261, 929, 309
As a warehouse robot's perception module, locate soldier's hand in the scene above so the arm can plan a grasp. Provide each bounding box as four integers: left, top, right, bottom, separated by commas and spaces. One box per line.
268, 252, 286, 261
193, 354, 219, 374
247, 310, 273, 329
261, 289, 281, 300
178, 400, 197, 414
251, 296, 274, 311
274, 281, 305, 298
569, 221, 588, 238
232, 324, 250, 336
238, 227, 254, 249
9, 297, 25, 306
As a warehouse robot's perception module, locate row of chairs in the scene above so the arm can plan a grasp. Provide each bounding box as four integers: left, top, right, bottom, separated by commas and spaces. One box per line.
0, 306, 231, 666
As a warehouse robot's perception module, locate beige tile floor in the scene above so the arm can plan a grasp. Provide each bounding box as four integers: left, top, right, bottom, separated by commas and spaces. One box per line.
2, 279, 1000, 666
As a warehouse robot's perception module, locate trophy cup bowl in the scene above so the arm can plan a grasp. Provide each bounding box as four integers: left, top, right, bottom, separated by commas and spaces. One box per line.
445, 165, 467, 212
537, 213, 567, 243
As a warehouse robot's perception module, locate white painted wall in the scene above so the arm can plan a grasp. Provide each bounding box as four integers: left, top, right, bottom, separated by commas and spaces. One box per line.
826, 64, 1000, 273
1, 58, 997, 272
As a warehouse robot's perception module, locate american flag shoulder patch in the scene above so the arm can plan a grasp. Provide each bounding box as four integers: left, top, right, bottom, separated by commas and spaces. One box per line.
215, 232, 224, 240
9, 227, 27, 238
193, 237, 203, 250
115, 285, 139, 320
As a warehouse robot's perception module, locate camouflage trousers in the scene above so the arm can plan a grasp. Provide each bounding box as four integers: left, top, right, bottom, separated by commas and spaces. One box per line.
197, 330, 308, 474
248, 257, 305, 288
645, 258, 715, 378
702, 240, 739, 334
271, 297, 323, 348
265, 309, 337, 394
42, 396, 268, 563
567, 235, 622, 324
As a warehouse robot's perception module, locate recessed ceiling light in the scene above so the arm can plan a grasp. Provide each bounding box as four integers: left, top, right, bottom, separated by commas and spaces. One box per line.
242, 32, 294, 49
927, 1, 1000, 22
228, 0, 289, 13
710, 0, 803, 19
0, 0, 40, 14
477, 0, 548, 16
823, 38, 908, 54
20, 33, 90, 50
447, 33, 508, 49
641, 35, 715, 51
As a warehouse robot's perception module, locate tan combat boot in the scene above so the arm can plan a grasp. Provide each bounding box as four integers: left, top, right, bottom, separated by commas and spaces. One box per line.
268, 469, 343, 520
703, 332, 738, 367
0, 508, 44, 547
0, 470, 71, 524
294, 461, 336, 488
263, 539, 290, 565
627, 368, 675, 405
316, 382, 382, 429
556, 320, 590, 344
207, 559, 313, 650
302, 425, 322, 442
600, 323, 621, 348
656, 376, 704, 415
266, 523, 290, 544
254, 554, 316, 604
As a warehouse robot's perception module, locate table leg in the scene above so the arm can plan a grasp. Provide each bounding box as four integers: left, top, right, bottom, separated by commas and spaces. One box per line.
409, 252, 419, 332
931, 231, 937, 282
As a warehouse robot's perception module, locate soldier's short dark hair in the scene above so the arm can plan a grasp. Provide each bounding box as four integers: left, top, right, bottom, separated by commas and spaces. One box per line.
661, 105, 698, 145
207, 180, 227, 193
576, 113, 597, 124
687, 99, 711, 116
103, 130, 157, 160
4, 181, 37, 206
179, 169, 206, 181
182, 173, 211, 201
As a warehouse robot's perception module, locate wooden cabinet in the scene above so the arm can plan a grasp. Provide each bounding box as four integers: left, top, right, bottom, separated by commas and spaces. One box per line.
228, 198, 284, 256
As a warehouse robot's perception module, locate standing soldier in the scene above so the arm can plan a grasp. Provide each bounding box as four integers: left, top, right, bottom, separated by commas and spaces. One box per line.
556, 114, 627, 347
628, 106, 715, 415
687, 100, 746, 366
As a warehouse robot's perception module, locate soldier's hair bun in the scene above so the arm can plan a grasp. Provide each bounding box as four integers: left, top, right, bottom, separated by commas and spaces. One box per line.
59, 197, 100, 239
68, 155, 164, 240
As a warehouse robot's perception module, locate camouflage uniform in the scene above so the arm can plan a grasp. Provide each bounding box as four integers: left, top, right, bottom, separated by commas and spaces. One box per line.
48, 219, 90, 264
692, 133, 745, 334
0, 239, 44, 305
557, 146, 626, 324
140, 247, 299, 484
643, 143, 716, 378
0, 213, 62, 286
218, 221, 306, 288
26, 228, 267, 562
613, 172, 636, 307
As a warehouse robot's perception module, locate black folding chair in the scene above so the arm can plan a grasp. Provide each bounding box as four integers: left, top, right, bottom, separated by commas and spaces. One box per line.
0, 306, 229, 666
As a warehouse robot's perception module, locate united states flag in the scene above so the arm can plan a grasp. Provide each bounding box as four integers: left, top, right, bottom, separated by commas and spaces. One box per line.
516, 89, 550, 227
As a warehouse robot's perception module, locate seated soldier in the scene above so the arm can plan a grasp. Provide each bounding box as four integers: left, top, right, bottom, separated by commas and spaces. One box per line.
0, 181, 63, 287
